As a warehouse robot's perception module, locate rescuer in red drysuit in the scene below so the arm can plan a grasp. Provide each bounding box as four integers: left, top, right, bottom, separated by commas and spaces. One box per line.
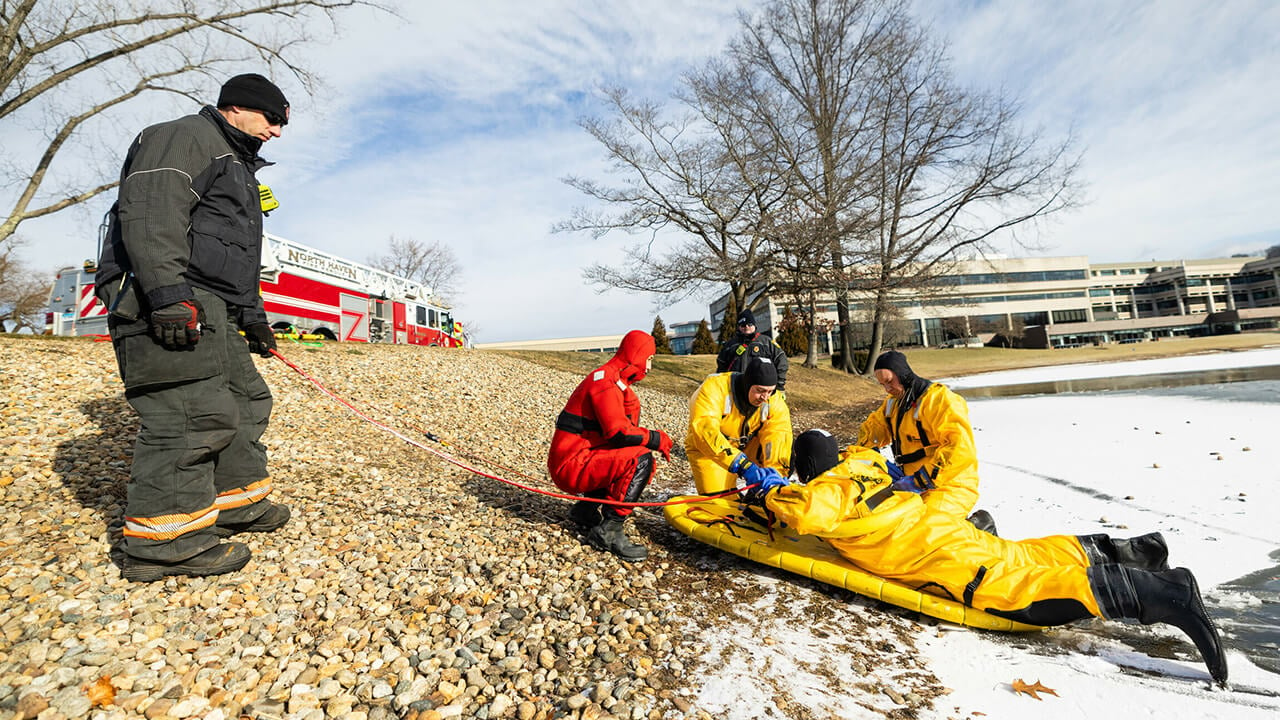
548, 330, 674, 561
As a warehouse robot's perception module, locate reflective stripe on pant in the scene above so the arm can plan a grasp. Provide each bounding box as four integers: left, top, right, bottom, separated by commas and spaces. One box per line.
828, 506, 1102, 619
114, 288, 273, 562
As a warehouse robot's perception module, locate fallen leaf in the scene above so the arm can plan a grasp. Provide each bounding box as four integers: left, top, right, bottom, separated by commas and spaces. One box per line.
86, 676, 115, 708
1010, 678, 1058, 700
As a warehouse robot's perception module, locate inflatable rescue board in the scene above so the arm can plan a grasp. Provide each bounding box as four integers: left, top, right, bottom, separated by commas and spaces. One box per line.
665, 494, 1042, 632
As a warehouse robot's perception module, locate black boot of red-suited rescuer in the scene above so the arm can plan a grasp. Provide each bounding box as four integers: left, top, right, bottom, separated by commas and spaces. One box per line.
586, 454, 653, 562
1089, 563, 1228, 686
570, 489, 608, 529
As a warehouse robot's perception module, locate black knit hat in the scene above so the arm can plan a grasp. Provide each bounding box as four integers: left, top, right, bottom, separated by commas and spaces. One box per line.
793, 429, 839, 483
218, 74, 290, 125
743, 357, 777, 388
737, 309, 756, 327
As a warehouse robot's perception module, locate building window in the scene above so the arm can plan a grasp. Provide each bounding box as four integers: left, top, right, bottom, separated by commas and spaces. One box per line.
1052, 309, 1088, 323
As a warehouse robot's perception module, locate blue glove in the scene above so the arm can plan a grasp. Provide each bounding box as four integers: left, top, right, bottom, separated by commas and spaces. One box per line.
728, 453, 752, 475
889, 469, 934, 494
886, 460, 907, 482
742, 464, 787, 492
739, 466, 786, 506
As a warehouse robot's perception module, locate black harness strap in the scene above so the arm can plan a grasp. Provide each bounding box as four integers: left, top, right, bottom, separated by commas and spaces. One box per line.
555, 410, 601, 434
889, 396, 932, 465
963, 565, 989, 607
863, 487, 896, 512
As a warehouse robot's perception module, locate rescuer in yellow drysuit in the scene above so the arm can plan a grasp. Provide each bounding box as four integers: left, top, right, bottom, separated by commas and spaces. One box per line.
685, 358, 792, 495
858, 350, 995, 532
750, 429, 1227, 686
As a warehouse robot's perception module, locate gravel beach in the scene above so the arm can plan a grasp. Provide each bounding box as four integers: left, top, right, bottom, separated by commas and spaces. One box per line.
0, 336, 939, 720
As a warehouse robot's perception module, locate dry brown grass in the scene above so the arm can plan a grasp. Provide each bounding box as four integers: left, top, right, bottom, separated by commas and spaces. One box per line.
900, 331, 1280, 379
489, 349, 885, 412
492, 330, 1280, 416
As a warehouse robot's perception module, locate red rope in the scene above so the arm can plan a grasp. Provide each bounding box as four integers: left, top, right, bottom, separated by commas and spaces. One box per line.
268, 348, 750, 508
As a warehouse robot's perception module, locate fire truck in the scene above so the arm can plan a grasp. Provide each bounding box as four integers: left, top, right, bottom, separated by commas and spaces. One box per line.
46, 233, 463, 347
46, 260, 110, 337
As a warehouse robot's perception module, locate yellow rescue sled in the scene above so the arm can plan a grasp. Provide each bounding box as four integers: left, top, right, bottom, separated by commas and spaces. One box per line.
665, 494, 1042, 632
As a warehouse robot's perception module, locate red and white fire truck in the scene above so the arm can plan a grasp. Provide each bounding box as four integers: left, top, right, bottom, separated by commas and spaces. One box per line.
46, 234, 463, 348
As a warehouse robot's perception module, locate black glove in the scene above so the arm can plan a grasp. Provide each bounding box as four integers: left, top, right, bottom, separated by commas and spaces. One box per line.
243, 323, 277, 357
150, 299, 205, 348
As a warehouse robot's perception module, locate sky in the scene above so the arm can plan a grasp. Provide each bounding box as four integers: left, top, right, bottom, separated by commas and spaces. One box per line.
6, 0, 1280, 343
685, 347, 1280, 718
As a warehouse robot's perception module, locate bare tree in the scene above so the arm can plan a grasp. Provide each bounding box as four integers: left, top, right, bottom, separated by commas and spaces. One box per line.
0, 0, 385, 251
367, 235, 461, 302
0, 239, 50, 331
558, 82, 790, 318
851, 15, 1081, 368
723, 0, 904, 374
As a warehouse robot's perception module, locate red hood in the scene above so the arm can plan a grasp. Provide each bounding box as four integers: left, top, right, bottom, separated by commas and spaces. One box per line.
611, 330, 655, 383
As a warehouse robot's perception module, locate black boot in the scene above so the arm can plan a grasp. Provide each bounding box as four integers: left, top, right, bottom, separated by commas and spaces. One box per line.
585, 454, 654, 562
123, 542, 251, 583
570, 489, 608, 528
967, 509, 998, 536
587, 514, 648, 562
1089, 564, 1228, 686
1078, 532, 1169, 571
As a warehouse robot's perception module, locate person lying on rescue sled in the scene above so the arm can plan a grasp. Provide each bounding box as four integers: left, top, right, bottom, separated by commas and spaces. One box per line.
748, 429, 1228, 686
858, 350, 997, 535
548, 330, 674, 562
685, 357, 792, 496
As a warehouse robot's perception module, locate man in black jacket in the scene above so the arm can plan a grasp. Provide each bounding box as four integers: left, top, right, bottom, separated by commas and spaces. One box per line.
716, 309, 789, 391
95, 74, 291, 581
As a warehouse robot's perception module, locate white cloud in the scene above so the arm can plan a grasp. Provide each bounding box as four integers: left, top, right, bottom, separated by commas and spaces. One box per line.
8, 1, 1280, 341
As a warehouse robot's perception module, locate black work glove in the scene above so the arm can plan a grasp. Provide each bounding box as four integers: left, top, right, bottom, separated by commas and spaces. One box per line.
150, 299, 205, 348
243, 323, 277, 358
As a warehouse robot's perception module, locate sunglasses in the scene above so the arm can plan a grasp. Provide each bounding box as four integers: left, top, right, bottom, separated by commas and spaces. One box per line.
260, 109, 287, 127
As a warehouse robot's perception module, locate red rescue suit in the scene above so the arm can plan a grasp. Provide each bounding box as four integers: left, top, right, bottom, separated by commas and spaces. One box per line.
547, 331, 665, 517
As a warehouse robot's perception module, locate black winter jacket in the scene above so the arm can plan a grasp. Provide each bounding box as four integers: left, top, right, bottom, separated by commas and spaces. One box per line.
97, 106, 270, 326
716, 332, 789, 390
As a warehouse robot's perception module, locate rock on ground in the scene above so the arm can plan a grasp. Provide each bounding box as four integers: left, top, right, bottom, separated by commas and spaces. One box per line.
0, 337, 939, 719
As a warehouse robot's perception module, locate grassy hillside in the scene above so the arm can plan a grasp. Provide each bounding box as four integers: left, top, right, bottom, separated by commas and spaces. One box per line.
494, 330, 1280, 412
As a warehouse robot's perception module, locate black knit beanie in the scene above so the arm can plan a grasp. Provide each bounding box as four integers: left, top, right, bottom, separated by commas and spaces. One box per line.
218, 74, 290, 125
793, 429, 839, 483
743, 357, 778, 388
737, 309, 756, 327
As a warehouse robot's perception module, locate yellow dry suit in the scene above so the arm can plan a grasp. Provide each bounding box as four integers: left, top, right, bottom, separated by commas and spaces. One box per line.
858, 382, 978, 517
686, 372, 793, 494
765, 446, 1106, 623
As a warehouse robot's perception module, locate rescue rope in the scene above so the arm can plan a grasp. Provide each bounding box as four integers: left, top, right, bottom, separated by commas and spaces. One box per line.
268, 348, 750, 508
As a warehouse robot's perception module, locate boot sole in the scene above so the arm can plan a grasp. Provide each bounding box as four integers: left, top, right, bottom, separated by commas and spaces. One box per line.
123, 546, 251, 582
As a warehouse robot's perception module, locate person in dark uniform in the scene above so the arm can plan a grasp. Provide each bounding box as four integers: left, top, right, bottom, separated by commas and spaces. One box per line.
716, 309, 789, 391
95, 74, 293, 581
547, 330, 674, 562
